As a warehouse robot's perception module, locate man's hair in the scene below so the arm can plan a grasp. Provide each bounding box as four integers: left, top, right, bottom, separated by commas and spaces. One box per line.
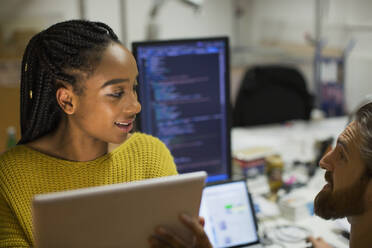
356, 102, 372, 175
19, 20, 119, 144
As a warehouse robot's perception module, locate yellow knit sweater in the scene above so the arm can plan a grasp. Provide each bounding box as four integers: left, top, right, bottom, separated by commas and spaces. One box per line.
0, 132, 178, 247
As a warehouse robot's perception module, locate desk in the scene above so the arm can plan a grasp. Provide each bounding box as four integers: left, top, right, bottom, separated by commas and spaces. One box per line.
232, 116, 348, 165
231, 117, 349, 248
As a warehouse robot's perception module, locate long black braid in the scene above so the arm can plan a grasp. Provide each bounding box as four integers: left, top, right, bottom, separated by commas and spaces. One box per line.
18, 20, 119, 144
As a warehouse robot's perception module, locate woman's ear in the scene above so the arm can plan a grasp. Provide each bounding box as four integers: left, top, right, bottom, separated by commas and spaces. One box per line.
56, 85, 76, 115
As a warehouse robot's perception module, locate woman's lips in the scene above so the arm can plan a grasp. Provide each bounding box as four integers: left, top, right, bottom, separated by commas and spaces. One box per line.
115, 122, 133, 133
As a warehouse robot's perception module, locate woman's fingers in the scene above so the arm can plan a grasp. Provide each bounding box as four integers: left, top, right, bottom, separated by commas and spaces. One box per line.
148, 236, 166, 248
153, 227, 188, 248
149, 214, 212, 248
179, 214, 212, 247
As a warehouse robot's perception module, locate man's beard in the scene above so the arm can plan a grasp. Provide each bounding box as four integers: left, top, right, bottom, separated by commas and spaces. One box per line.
314, 171, 369, 220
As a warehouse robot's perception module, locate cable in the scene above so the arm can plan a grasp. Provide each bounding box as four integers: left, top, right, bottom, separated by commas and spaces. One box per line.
262, 224, 312, 244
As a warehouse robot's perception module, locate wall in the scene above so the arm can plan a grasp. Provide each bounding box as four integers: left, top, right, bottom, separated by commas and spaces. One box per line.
0, 0, 79, 40
125, 0, 234, 47
83, 0, 123, 41
234, 0, 372, 112
0, 0, 234, 46
0, 87, 20, 152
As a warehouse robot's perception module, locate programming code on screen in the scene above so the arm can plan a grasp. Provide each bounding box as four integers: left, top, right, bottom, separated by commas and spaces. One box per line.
134, 39, 230, 182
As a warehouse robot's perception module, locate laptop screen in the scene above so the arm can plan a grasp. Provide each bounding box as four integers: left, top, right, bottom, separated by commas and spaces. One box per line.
199, 181, 260, 248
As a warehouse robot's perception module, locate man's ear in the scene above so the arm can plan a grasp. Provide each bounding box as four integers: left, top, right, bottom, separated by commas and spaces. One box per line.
364, 179, 372, 206
56, 85, 77, 115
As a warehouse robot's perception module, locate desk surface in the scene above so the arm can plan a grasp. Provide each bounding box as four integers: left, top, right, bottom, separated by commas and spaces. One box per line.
232, 116, 348, 164
231, 117, 350, 248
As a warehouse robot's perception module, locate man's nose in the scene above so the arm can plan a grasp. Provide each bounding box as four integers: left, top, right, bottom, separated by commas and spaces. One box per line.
319, 149, 334, 171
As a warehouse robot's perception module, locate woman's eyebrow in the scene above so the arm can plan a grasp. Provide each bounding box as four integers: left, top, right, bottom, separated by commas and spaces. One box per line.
101, 78, 129, 88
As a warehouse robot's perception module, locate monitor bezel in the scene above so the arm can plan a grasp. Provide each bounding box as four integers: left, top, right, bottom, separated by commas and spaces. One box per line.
131, 36, 232, 182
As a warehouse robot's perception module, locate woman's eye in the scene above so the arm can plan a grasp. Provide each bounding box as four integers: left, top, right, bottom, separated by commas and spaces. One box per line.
109, 92, 124, 98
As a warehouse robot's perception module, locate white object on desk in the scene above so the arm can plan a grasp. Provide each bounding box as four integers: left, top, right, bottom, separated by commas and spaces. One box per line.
231, 116, 348, 166
278, 188, 317, 222
253, 195, 281, 218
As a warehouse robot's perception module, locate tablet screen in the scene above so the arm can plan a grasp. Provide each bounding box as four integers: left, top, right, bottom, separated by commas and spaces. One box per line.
199, 181, 260, 248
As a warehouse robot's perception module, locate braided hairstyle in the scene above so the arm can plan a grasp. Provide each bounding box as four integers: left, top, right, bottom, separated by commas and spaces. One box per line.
19, 20, 119, 144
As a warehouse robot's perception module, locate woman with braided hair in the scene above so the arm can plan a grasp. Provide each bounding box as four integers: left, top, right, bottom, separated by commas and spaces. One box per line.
0, 19, 212, 248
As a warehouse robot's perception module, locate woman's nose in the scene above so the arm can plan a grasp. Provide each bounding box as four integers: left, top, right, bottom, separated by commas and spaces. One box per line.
123, 92, 141, 115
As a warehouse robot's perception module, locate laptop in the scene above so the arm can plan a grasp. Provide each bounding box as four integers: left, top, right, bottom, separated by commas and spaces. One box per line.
199, 180, 263, 248
32, 171, 207, 248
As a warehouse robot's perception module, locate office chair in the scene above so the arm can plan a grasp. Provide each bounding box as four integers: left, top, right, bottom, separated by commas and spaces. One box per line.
233, 65, 314, 127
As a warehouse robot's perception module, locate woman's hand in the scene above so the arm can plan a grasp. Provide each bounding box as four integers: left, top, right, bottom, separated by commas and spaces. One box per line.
307, 236, 333, 248
148, 214, 212, 248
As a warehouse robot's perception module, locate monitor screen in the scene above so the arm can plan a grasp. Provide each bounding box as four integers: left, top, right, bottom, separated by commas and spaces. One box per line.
132, 37, 231, 182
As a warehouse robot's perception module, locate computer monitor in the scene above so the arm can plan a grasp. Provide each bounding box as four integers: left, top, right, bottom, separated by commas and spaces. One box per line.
132, 37, 231, 182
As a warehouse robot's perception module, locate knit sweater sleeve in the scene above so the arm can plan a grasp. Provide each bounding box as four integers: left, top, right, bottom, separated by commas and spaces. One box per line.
0, 189, 30, 248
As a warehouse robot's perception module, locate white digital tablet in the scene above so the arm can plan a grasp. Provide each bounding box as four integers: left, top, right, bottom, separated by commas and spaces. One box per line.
32, 171, 207, 248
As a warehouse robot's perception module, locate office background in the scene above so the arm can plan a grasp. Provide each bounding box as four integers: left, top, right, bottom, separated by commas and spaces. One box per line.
0, 0, 371, 153
0, 1, 371, 247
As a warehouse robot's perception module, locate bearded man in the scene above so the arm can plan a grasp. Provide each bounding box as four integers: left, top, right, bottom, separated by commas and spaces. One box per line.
309, 102, 372, 248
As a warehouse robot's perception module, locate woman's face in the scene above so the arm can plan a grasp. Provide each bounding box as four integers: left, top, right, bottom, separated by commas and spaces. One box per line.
69, 42, 141, 144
